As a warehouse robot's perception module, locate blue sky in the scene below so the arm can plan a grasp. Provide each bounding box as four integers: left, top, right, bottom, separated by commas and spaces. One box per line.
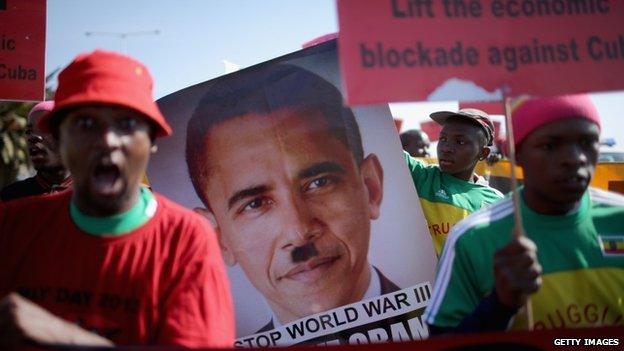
46, 0, 624, 146
47, 1, 338, 99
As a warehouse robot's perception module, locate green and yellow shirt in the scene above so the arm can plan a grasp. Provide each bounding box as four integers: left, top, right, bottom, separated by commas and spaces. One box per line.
425, 187, 624, 330
405, 152, 504, 255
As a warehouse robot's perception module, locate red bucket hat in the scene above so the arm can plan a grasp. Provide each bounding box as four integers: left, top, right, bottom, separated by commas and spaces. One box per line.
39, 50, 172, 137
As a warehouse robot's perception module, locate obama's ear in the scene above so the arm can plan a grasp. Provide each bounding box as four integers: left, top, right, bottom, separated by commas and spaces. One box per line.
360, 153, 384, 220
193, 207, 237, 266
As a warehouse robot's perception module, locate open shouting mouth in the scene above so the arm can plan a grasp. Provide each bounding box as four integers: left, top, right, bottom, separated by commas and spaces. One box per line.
91, 161, 122, 196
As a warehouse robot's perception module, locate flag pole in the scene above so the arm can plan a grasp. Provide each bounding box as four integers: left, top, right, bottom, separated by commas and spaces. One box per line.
503, 94, 533, 330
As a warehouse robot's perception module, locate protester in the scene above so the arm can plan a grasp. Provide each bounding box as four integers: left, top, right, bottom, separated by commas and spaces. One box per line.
425, 94, 624, 333
186, 64, 397, 331
400, 129, 431, 158
1, 101, 71, 201
0, 50, 234, 347
405, 109, 504, 255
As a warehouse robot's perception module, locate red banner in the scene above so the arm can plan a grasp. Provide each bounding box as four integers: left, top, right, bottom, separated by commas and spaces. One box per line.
0, 0, 46, 101
338, 0, 624, 105
459, 101, 505, 115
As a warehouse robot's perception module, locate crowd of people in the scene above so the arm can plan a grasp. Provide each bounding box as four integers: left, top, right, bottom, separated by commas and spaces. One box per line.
0, 49, 622, 348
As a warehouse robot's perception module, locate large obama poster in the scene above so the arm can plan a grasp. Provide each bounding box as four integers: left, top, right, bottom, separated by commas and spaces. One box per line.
148, 40, 437, 347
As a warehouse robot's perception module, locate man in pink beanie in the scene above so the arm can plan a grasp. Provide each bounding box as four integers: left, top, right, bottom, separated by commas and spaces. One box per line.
425, 94, 624, 334
0, 50, 234, 347
0, 101, 71, 201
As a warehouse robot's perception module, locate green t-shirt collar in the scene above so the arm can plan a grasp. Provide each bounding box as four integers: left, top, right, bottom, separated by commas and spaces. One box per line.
70, 187, 157, 236
520, 187, 589, 229
441, 170, 486, 190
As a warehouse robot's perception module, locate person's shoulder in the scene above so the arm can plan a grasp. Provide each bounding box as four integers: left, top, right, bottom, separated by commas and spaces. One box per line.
0, 177, 29, 193
152, 193, 206, 223
588, 187, 624, 207
151, 192, 215, 236
471, 175, 504, 198
1, 189, 69, 212
404, 151, 436, 169
587, 187, 624, 222
0, 176, 37, 201
149, 193, 221, 256
403, 151, 441, 186
480, 184, 505, 200
447, 197, 515, 246
0, 191, 70, 233
153, 192, 193, 213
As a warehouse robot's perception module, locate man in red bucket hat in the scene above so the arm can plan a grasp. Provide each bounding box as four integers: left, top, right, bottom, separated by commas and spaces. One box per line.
0, 50, 234, 347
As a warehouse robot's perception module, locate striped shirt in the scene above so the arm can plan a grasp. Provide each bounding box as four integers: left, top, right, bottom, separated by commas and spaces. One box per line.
425, 187, 624, 330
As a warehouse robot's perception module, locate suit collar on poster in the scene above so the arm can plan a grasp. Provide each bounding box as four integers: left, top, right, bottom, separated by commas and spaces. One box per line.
363, 263, 382, 301
265, 264, 380, 328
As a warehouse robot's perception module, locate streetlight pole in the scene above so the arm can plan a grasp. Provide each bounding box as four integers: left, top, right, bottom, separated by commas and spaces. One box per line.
84, 30, 161, 54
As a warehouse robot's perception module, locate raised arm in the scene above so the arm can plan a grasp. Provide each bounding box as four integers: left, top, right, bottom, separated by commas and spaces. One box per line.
0, 293, 113, 347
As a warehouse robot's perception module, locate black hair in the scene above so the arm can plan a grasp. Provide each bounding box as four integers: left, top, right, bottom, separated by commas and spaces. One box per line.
186, 64, 364, 210
400, 129, 428, 148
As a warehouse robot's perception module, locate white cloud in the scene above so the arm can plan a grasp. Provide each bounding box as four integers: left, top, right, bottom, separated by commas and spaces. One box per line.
222, 59, 241, 74
427, 78, 502, 102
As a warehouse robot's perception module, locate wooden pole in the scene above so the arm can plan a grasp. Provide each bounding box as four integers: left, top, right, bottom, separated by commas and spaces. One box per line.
504, 97, 524, 236
503, 95, 533, 330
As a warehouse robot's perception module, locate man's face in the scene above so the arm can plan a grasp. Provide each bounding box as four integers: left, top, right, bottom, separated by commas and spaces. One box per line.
517, 118, 599, 213
437, 118, 488, 180
197, 108, 383, 323
58, 105, 153, 215
26, 110, 63, 172
403, 131, 430, 158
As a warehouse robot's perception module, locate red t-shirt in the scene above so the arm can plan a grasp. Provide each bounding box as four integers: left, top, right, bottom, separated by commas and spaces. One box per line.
0, 191, 234, 348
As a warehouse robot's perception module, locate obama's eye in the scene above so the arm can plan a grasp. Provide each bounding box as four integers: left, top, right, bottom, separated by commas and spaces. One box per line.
303, 175, 341, 195
307, 177, 329, 190
239, 197, 274, 214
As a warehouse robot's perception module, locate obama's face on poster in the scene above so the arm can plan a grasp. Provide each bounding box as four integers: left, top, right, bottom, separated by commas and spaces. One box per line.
195, 107, 384, 324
